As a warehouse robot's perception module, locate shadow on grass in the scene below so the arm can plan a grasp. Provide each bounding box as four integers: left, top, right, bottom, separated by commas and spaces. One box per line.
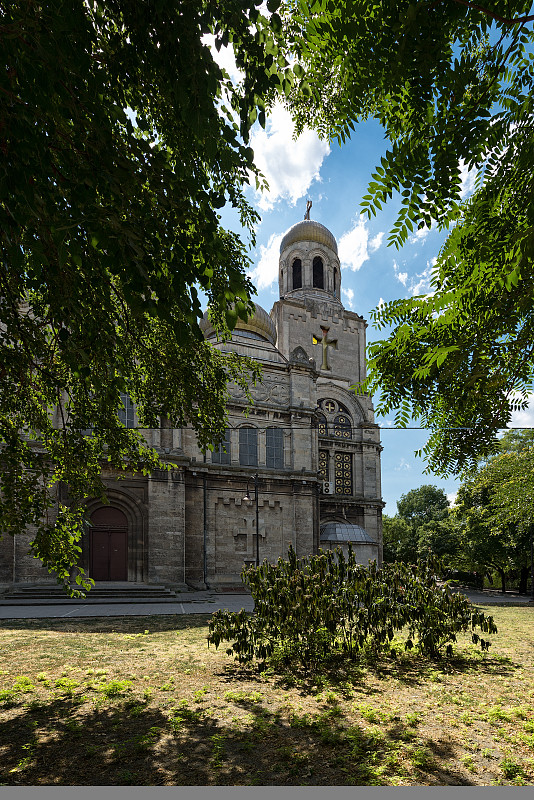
210, 644, 518, 701
0, 615, 213, 635
0, 689, 476, 786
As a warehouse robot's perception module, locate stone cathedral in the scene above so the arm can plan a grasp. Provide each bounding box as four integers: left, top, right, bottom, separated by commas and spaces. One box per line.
0, 216, 384, 592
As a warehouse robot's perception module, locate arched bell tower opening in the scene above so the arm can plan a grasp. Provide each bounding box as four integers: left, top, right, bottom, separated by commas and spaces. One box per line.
313, 256, 324, 289
292, 258, 302, 290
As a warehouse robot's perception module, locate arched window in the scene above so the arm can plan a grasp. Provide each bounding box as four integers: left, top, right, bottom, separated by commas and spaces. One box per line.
313, 256, 324, 289
212, 429, 231, 464
266, 427, 283, 469
334, 413, 352, 439
317, 412, 328, 437
239, 426, 258, 466
292, 258, 302, 290
118, 393, 135, 428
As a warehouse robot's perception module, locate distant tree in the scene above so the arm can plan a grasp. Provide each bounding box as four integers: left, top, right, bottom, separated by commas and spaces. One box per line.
416, 518, 461, 567
454, 439, 534, 592
382, 514, 415, 564
397, 485, 449, 527
383, 486, 458, 564
497, 429, 534, 455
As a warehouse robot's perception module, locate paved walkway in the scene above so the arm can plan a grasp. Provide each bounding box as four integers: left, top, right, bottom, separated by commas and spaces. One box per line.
0, 591, 255, 619
453, 588, 534, 606
0, 588, 531, 620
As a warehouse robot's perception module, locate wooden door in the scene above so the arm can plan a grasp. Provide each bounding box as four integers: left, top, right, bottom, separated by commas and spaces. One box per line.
90, 507, 128, 581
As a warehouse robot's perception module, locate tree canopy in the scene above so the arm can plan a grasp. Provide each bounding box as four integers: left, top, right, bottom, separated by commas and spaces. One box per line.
1, 0, 292, 588
282, 0, 534, 475
397, 484, 450, 526
383, 485, 458, 564
454, 431, 534, 592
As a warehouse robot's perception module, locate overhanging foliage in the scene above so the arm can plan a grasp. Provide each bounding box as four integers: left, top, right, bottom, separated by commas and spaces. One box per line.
0, 0, 292, 588
281, 0, 534, 473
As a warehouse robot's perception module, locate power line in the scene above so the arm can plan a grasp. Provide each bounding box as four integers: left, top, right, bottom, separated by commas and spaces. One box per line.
82, 425, 534, 432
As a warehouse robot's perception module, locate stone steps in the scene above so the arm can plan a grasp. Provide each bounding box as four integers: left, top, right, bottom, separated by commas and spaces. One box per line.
0, 583, 187, 605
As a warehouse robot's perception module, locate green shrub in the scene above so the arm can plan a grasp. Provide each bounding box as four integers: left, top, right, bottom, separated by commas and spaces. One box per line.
207, 545, 497, 673
98, 679, 132, 698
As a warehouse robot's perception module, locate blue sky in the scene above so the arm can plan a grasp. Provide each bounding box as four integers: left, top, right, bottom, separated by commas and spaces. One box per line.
209, 42, 532, 516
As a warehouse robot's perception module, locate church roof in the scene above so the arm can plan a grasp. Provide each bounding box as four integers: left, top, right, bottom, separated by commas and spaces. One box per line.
199, 303, 277, 345
280, 219, 338, 255
320, 522, 374, 544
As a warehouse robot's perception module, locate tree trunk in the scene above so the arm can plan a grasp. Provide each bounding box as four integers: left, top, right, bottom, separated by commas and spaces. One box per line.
496, 567, 506, 594
519, 566, 529, 595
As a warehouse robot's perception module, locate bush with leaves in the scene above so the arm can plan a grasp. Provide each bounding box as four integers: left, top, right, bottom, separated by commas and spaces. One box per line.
207, 546, 497, 673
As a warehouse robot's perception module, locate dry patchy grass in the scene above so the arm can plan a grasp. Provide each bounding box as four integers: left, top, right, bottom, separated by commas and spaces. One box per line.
0, 605, 533, 786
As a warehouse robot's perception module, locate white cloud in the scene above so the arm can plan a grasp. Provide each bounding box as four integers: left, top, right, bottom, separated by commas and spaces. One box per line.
248, 232, 284, 290
202, 35, 244, 84
369, 232, 384, 252
460, 158, 477, 199
447, 491, 457, 507
393, 259, 435, 296
409, 226, 431, 244
393, 261, 408, 286
342, 287, 355, 309
394, 458, 411, 471
339, 217, 385, 272
249, 103, 330, 211
377, 297, 385, 311
410, 262, 433, 296
509, 393, 534, 429
378, 418, 394, 428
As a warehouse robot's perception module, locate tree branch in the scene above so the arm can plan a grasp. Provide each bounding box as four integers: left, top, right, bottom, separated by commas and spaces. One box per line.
448, 0, 534, 26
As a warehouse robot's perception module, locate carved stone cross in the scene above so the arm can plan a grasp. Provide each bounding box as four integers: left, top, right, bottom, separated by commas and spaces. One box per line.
304, 199, 312, 220
313, 325, 338, 371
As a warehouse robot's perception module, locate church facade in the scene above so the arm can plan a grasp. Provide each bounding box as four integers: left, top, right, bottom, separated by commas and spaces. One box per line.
0, 218, 383, 592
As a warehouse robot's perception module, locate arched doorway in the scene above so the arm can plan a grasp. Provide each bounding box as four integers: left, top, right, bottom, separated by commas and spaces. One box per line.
89, 507, 128, 581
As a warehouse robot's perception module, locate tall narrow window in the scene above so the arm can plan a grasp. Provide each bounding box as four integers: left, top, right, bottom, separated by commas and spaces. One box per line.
333, 267, 338, 297
212, 429, 231, 464
313, 256, 324, 289
318, 450, 329, 481
292, 258, 302, 289
118, 393, 135, 428
334, 413, 352, 439
317, 412, 328, 437
266, 427, 284, 469
239, 426, 258, 466
334, 452, 353, 495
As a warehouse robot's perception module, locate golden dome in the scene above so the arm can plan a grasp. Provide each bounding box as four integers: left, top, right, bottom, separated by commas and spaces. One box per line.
200, 303, 277, 345
280, 219, 338, 255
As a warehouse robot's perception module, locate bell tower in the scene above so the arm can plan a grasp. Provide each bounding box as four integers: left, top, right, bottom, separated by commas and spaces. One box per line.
273, 214, 367, 385
270, 210, 384, 566
278, 217, 342, 303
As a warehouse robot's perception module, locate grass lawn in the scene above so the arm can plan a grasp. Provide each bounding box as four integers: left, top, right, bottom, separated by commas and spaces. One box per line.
0, 604, 533, 786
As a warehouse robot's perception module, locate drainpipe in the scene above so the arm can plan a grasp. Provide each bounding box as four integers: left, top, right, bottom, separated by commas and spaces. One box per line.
203, 473, 209, 588
183, 474, 186, 587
